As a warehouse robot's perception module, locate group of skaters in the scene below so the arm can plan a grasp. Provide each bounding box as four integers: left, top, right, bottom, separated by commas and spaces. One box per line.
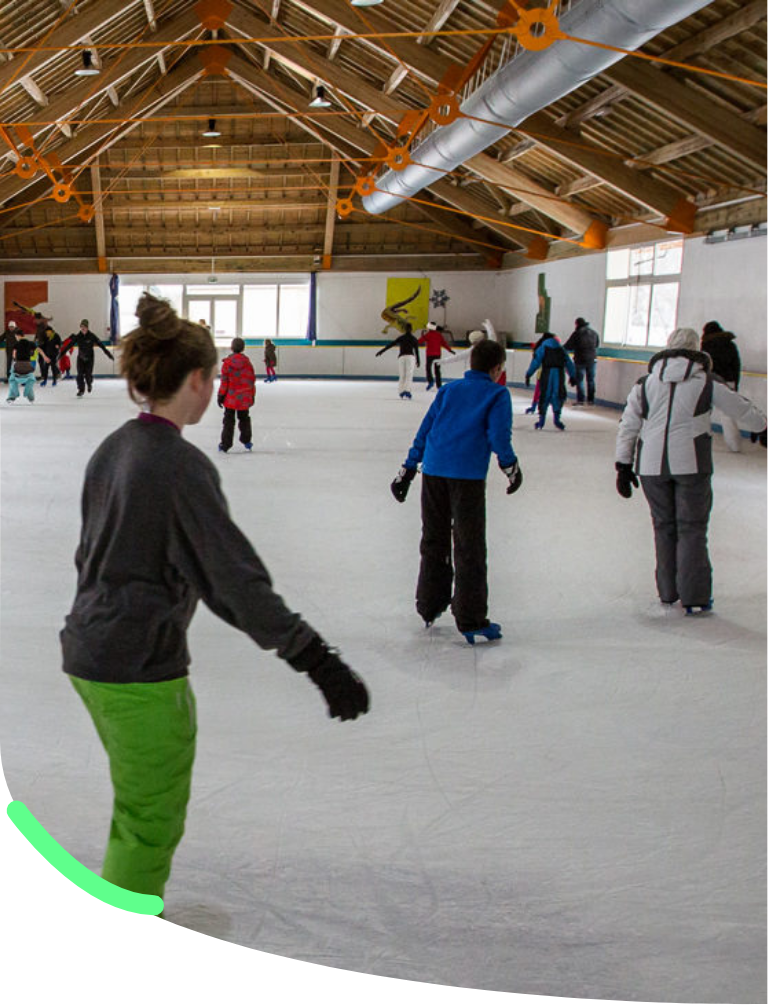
1, 310, 114, 402
389, 313, 765, 645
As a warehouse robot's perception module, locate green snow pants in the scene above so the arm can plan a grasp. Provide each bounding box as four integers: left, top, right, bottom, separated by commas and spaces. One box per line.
70, 675, 197, 899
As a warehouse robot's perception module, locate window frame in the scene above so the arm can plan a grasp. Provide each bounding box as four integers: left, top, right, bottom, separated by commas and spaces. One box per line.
603, 239, 684, 349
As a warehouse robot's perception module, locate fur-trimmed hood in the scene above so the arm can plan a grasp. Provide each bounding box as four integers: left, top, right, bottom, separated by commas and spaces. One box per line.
647, 347, 712, 378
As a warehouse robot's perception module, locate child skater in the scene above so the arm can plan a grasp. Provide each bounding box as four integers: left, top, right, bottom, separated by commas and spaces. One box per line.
59, 320, 114, 397
7, 329, 48, 403
524, 335, 547, 414
61, 294, 369, 902
390, 339, 523, 644
418, 322, 455, 390
218, 337, 255, 453
524, 332, 576, 430
264, 338, 277, 382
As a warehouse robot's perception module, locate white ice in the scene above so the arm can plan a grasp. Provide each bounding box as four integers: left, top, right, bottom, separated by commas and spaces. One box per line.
1, 378, 765, 1002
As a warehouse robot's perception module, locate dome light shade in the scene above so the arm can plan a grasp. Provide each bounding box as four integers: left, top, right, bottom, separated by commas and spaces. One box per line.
309, 85, 331, 109
201, 118, 221, 138
74, 50, 100, 76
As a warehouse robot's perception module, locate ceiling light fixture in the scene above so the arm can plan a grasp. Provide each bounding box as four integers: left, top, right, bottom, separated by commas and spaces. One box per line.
351, 0, 384, 6
309, 85, 331, 109
201, 118, 221, 138
74, 50, 100, 77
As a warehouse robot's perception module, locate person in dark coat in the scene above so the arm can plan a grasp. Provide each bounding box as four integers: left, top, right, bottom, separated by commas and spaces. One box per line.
701, 320, 742, 452
524, 333, 576, 430
36, 323, 62, 386
0, 320, 19, 381
218, 337, 256, 453
564, 317, 600, 405
59, 320, 114, 397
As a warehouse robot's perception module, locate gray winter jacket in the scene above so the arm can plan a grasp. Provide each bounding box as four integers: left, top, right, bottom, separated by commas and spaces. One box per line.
615, 349, 766, 476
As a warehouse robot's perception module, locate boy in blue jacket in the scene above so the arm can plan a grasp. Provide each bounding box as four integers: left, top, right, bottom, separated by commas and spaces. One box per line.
390, 340, 522, 644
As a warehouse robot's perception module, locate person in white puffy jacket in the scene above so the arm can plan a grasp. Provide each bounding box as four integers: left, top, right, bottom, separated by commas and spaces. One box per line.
614, 327, 766, 615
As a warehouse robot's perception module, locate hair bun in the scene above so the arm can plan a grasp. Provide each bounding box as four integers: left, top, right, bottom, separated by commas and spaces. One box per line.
135, 293, 181, 341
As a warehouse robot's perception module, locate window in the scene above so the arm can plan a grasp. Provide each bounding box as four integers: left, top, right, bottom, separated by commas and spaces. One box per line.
604, 239, 683, 348
115, 280, 311, 347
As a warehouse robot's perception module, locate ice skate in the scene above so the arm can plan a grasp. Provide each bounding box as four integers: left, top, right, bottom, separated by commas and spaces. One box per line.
554, 418, 566, 430
218, 444, 228, 453
534, 417, 545, 430
524, 404, 537, 414
684, 600, 714, 616
244, 443, 253, 451
462, 622, 502, 645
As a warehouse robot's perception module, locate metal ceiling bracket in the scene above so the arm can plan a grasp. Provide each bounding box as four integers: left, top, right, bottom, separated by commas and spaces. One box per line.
194, 0, 233, 31
354, 176, 376, 197
512, 4, 563, 52
336, 197, 354, 217
198, 44, 233, 77
386, 146, 411, 171
429, 94, 460, 126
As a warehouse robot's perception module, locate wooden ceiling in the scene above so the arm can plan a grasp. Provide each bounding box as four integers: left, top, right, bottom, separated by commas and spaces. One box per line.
0, 0, 765, 273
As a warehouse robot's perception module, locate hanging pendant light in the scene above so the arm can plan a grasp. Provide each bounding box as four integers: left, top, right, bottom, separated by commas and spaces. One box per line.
309, 85, 331, 109
351, 1, 384, 6
74, 50, 100, 77
201, 118, 221, 138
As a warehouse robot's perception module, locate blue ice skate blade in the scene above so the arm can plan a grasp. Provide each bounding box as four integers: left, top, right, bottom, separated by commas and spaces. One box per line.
462, 623, 502, 645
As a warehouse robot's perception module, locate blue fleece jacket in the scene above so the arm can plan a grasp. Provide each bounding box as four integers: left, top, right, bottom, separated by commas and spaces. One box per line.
404, 369, 517, 479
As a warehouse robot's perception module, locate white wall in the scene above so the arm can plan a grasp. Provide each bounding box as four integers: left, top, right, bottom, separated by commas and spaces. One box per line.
316, 270, 507, 341
1, 274, 112, 342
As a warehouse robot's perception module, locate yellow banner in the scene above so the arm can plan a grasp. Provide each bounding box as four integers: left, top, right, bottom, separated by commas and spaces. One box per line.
382, 278, 431, 334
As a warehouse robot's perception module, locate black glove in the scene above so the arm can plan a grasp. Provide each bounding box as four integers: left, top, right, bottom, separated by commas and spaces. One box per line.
501, 461, 522, 495
289, 638, 369, 721
217, 394, 225, 408
106, 350, 114, 361
524, 374, 531, 387
616, 461, 639, 499
375, 349, 383, 357
391, 465, 416, 502
750, 428, 767, 448
568, 377, 576, 387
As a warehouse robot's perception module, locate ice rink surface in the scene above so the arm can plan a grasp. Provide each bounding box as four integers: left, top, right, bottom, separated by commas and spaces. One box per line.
1, 377, 765, 1002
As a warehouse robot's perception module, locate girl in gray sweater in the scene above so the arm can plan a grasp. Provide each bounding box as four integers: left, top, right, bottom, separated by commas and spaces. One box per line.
62, 294, 368, 903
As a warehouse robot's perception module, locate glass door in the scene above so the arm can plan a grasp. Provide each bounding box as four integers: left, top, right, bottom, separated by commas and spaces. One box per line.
187, 297, 239, 345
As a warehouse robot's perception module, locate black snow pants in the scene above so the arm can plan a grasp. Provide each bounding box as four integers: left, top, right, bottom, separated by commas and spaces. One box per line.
220, 408, 252, 450
425, 356, 443, 388
640, 472, 713, 607
76, 354, 94, 393
416, 474, 489, 632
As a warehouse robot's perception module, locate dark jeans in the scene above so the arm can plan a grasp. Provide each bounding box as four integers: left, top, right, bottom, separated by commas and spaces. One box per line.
425, 356, 442, 388
574, 360, 596, 402
220, 408, 252, 450
640, 473, 713, 606
76, 356, 94, 393
39, 356, 59, 383
416, 474, 488, 632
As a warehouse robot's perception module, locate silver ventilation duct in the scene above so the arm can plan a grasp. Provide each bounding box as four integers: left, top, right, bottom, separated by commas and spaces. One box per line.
362, 0, 713, 216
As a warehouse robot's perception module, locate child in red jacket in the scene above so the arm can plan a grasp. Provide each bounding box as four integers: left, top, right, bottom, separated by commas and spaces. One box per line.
218, 337, 256, 452
418, 322, 455, 390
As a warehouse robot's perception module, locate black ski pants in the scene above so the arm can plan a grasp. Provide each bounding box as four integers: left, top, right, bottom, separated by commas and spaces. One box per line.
425, 356, 443, 388
39, 355, 59, 383
220, 408, 252, 450
76, 355, 94, 393
416, 474, 488, 632
640, 473, 713, 606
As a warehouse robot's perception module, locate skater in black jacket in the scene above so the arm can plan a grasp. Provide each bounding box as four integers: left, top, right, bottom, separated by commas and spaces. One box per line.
60, 320, 114, 397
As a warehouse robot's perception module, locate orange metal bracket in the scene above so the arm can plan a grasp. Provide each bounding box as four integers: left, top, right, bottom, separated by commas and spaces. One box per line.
194, 0, 233, 31
198, 44, 232, 76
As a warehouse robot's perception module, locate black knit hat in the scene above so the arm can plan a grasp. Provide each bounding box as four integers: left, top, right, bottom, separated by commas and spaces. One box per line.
575, 317, 587, 327
702, 320, 723, 336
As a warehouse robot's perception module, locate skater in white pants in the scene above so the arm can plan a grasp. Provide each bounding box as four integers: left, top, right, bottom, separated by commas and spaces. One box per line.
375, 322, 421, 399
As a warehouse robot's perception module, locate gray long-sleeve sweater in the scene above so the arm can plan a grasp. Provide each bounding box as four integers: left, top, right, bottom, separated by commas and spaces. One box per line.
61, 415, 317, 683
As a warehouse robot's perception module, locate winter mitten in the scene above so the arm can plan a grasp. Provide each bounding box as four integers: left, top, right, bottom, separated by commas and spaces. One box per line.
615, 461, 639, 499
288, 638, 369, 721
391, 465, 417, 503
501, 461, 522, 495
750, 428, 767, 448
217, 394, 225, 408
